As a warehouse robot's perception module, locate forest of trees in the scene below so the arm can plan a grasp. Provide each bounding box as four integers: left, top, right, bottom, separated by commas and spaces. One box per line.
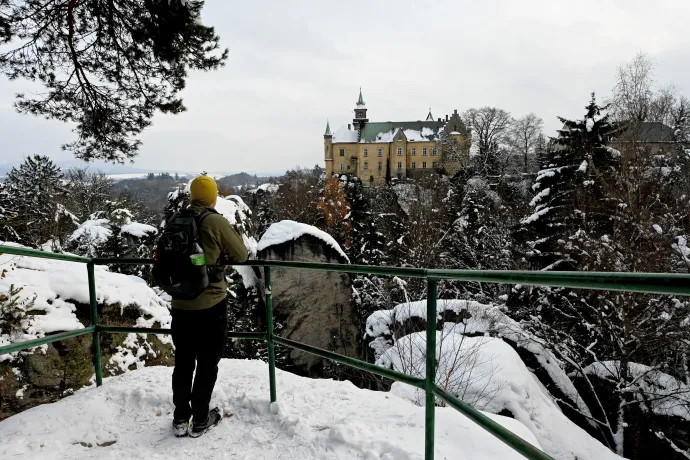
1, 50, 689, 459
249, 55, 690, 459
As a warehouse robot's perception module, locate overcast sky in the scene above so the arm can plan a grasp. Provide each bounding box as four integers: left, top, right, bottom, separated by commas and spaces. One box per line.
1, 0, 689, 175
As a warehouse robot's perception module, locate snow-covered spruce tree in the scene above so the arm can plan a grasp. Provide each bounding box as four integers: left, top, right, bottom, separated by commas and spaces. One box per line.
0, 182, 20, 243
534, 133, 549, 171
439, 177, 514, 303
162, 184, 191, 226
5, 155, 75, 247
255, 189, 279, 236
516, 94, 619, 274
513, 95, 690, 457
67, 198, 156, 276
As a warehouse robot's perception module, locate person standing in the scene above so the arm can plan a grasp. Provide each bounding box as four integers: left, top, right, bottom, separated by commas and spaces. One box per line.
162, 176, 248, 438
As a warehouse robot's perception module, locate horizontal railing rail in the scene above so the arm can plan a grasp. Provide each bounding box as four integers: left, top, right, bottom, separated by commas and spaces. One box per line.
3, 243, 690, 460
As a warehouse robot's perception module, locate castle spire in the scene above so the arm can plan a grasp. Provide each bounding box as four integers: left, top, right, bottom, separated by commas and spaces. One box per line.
324, 119, 332, 136
426, 107, 434, 121
357, 87, 365, 107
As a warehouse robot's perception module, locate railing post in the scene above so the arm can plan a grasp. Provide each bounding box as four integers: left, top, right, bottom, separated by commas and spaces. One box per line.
87, 262, 103, 387
265, 266, 277, 403
425, 279, 438, 460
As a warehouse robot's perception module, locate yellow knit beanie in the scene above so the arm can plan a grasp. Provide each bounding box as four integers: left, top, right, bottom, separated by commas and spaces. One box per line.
190, 175, 218, 206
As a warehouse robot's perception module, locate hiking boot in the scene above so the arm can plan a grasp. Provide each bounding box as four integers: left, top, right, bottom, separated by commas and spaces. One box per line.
189, 407, 222, 438
172, 418, 190, 437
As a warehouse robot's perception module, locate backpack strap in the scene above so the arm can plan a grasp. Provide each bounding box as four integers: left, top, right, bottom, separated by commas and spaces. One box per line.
193, 208, 218, 229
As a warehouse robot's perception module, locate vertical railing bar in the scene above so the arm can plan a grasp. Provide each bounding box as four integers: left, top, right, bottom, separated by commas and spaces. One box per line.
87, 261, 103, 387
265, 266, 277, 403
425, 279, 438, 460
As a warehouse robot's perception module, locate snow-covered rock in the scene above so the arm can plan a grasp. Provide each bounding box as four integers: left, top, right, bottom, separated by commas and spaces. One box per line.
258, 220, 349, 263
0, 359, 543, 460
0, 243, 170, 361
378, 333, 622, 460
256, 223, 356, 374
0, 242, 173, 418
367, 299, 619, 459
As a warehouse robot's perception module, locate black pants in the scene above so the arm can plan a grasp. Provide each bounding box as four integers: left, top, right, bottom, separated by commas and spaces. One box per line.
171, 298, 228, 422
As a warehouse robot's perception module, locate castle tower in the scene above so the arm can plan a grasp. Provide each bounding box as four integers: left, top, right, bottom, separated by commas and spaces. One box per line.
323, 120, 334, 177
353, 87, 368, 134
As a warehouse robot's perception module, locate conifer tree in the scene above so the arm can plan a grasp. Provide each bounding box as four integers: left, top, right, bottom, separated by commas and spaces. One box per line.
6, 155, 69, 246
0, 182, 20, 243
519, 94, 619, 272
0, 0, 227, 162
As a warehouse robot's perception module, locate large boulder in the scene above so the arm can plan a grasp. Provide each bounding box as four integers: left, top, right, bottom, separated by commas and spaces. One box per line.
257, 221, 358, 377
0, 245, 173, 420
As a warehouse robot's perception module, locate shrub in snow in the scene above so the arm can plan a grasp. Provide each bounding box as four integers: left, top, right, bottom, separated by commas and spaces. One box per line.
0, 285, 36, 345
68, 218, 113, 257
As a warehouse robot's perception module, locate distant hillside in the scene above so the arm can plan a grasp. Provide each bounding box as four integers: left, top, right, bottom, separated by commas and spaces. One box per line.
217, 172, 274, 188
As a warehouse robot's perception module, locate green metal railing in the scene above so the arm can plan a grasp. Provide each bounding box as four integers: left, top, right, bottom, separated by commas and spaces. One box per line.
2, 245, 690, 460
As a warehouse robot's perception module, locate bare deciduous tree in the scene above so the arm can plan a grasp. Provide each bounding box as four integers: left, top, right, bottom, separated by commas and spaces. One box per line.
649, 85, 679, 126
509, 113, 544, 173
63, 168, 114, 221
463, 107, 513, 176
610, 52, 655, 123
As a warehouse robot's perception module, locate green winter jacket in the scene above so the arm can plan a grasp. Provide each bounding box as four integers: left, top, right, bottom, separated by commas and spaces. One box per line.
171, 201, 248, 310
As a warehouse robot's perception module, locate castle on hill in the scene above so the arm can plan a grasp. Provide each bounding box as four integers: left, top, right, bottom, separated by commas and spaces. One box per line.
323, 89, 471, 186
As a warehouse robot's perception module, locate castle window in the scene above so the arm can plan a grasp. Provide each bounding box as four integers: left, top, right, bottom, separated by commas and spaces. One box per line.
340, 164, 345, 171
433, 161, 438, 168
347, 165, 351, 170
378, 161, 382, 171
340, 149, 345, 157
377, 148, 383, 157
423, 161, 427, 168
397, 147, 402, 156
364, 148, 368, 157
432, 148, 437, 156
412, 162, 416, 169
364, 162, 368, 170
422, 148, 427, 156
412, 148, 416, 156
397, 161, 402, 169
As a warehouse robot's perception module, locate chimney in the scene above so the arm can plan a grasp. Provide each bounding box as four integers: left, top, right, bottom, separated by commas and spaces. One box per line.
348, 124, 351, 130
446, 115, 449, 122
453, 109, 458, 115
438, 118, 442, 122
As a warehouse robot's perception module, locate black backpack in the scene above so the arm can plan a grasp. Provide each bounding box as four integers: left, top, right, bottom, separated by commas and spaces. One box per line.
153, 209, 214, 300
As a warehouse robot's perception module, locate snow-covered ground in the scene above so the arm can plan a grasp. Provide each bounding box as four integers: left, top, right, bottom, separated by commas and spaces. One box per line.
0, 359, 542, 460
